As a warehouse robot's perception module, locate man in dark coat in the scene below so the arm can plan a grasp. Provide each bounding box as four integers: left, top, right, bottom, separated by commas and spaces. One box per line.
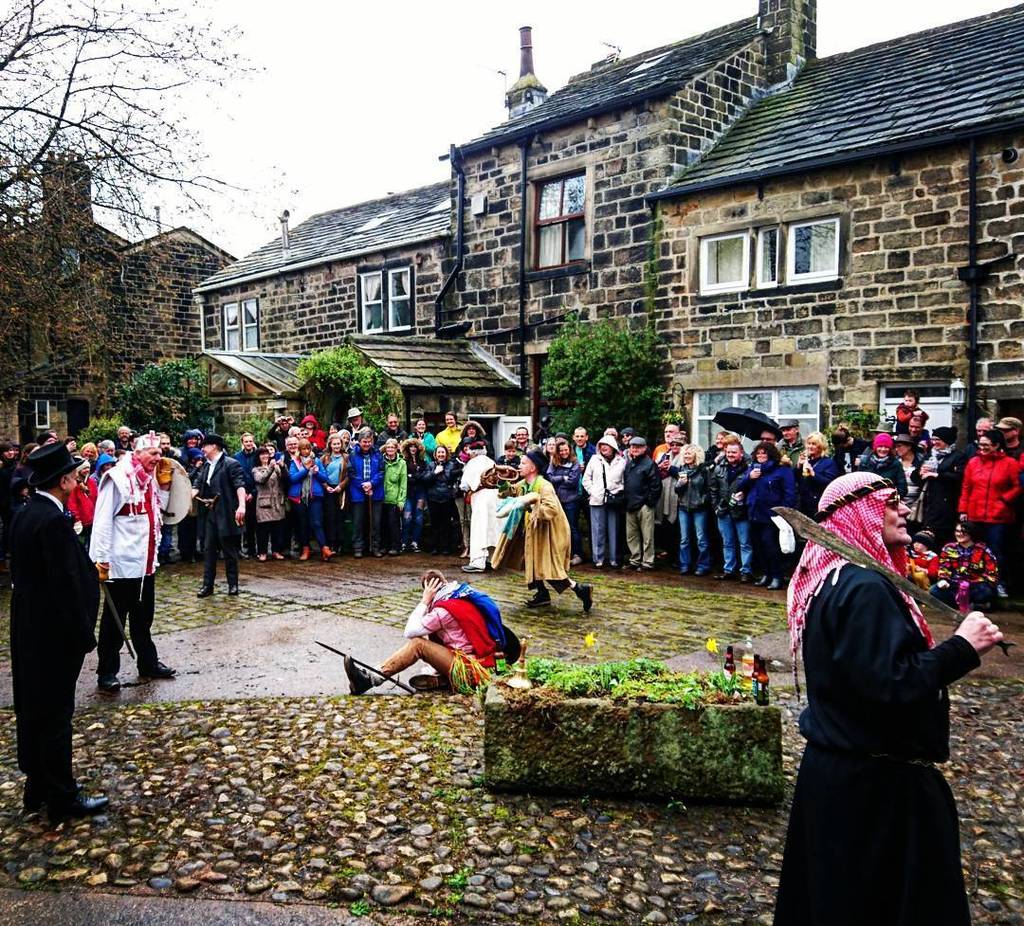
8, 443, 108, 821
195, 434, 247, 597
911, 426, 967, 546
622, 437, 662, 571
775, 471, 1004, 926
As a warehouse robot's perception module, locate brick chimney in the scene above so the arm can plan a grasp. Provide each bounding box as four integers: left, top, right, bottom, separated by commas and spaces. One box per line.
40, 155, 93, 225
759, 0, 816, 86
506, 26, 548, 119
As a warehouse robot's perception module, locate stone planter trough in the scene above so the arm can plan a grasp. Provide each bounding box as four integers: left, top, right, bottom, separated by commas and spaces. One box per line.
483, 684, 784, 804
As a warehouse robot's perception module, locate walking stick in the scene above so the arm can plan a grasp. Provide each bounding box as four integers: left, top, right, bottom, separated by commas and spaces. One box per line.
314, 640, 416, 693
99, 582, 137, 660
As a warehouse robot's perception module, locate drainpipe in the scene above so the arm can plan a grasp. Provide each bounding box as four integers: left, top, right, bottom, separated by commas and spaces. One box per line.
966, 137, 980, 433
517, 137, 531, 392
434, 145, 466, 337
957, 138, 1014, 432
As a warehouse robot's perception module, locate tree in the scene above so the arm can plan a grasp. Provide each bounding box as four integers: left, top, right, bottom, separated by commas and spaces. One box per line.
113, 358, 210, 436
541, 316, 666, 441
0, 0, 242, 382
297, 346, 401, 433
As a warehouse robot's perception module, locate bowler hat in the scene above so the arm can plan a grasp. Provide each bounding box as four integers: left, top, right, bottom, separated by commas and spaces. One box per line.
524, 449, 547, 473
27, 443, 84, 487
201, 433, 226, 450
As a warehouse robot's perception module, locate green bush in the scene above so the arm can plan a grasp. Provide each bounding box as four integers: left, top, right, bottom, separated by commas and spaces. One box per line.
113, 359, 211, 436
541, 316, 666, 441
76, 415, 124, 447
222, 413, 275, 454
297, 345, 400, 433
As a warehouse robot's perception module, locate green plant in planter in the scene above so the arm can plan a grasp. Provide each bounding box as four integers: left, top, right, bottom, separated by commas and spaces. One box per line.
524, 657, 748, 707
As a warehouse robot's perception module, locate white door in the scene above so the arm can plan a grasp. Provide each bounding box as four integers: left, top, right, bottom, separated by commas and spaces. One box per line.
497, 415, 532, 449
880, 383, 953, 430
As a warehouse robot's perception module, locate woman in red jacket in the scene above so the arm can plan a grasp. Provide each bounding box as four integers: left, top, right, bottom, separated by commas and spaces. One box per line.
67, 460, 97, 546
958, 428, 1020, 599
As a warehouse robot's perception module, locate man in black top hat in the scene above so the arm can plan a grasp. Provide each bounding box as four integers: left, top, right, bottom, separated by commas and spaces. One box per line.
193, 433, 247, 597
7, 443, 109, 821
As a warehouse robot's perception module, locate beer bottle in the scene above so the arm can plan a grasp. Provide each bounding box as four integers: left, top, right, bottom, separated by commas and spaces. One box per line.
723, 645, 736, 678
495, 651, 508, 674
741, 635, 755, 690
755, 657, 770, 706
751, 654, 762, 701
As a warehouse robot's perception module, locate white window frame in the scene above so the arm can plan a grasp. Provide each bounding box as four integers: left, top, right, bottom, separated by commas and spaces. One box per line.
755, 226, 780, 289
786, 216, 840, 284
693, 387, 820, 452
387, 268, 412, 332
223, 302, 241, 352
699, 230, 750, 295
359, 271, 385, 334
241, 298, 259, 351
34, 399, 50, 429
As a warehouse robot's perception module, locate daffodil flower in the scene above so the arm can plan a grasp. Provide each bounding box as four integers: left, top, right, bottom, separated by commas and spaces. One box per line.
706, 637, 719, 655
584, 632, 597, 649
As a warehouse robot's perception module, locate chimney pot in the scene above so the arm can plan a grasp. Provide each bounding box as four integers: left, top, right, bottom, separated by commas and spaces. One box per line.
279, 210, 291, 254
506, 25, 548, 118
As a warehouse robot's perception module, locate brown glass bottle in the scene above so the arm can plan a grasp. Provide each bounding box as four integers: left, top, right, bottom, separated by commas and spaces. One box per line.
755, 656, 770, 706
723, 645, 736, 678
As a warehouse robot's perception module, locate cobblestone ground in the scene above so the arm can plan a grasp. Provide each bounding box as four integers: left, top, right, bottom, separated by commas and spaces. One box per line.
0, 556, 1021, 924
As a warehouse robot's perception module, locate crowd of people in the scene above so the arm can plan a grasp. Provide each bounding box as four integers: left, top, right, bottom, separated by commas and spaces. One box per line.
1, 391, 1021, 610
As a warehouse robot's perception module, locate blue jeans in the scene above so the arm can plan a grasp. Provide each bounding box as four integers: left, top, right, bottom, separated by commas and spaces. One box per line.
974, 523, 1007, 580
930, 581, 995, 609
159, 524, 173, 556
403, 490, 426, 546
717, 515, 753, 575
293, 497, 326, 549
678, 509, 711, 574
562, 498, 582, 558
589, 504, 620, 565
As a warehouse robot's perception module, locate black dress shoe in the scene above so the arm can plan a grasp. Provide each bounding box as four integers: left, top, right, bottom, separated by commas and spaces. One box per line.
525, 592, 552, 608
139, 662, 176, 680
344, 656, 375, 695
197, 586, 214, 598
574, 583, 594, 613
227, 584, 239, 595
714, 572, 737, 581
48, 794, 109, 823
97, 674, 121, 693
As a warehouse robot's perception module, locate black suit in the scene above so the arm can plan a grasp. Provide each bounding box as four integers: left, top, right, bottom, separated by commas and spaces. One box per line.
196, 454, 246, 588
8, 493, 99, 808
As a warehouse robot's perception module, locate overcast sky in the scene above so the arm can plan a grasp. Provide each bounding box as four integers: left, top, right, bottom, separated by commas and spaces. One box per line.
163, 0, 1018, 258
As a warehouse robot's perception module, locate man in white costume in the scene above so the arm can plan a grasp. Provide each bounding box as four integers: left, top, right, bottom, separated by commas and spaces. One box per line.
459, 441, 498, 573
89, 432, 177, 693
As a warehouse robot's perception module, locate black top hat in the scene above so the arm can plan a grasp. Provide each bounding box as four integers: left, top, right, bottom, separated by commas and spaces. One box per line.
201, 433, 226, 450
27, 442, 84, 487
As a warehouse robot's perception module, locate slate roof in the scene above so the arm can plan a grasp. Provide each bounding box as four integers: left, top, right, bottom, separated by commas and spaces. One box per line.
204, 351, 303, 397
657, 4, 1024, 197
460, 16, 760, 154
349, 336, 520, 393
196, 182, 451, 293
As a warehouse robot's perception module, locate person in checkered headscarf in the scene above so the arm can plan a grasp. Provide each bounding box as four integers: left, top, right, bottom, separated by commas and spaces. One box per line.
774, 471, 1003, 926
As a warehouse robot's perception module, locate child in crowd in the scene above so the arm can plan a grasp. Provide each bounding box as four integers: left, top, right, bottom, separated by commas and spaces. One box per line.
907, 529, 940, 590
931, 521, 999, 612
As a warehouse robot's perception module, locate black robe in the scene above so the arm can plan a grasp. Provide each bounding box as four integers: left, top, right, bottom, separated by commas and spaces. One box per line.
8, 493, 99, 804
774, 565, 980, 926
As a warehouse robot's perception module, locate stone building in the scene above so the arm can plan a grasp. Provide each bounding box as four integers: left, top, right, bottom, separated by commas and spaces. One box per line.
194, 183, 526, 436
647, 3, 1024, 444
1, 206, 232, 443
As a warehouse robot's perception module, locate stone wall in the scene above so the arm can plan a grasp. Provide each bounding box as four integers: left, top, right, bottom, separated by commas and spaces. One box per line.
450, 41, 766, 384
200, 240, 447, 353
656, 133, 1024, 425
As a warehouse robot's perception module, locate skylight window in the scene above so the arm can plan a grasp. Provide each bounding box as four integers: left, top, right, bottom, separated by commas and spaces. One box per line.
355, 211, 397, 232
628, 51, 670, 77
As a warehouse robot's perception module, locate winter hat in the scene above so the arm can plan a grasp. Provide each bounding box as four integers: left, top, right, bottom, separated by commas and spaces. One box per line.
932, 426, 957, 444
912, 529, 937, 551
872, 433, 894, 450
93, 452, 116, 472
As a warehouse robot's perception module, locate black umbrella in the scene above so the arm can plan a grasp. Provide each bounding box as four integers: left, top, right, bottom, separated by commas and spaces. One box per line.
712, 407, 782, 442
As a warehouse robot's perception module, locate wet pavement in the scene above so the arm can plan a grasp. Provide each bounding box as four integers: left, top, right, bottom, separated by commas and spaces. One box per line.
0, 554, 1021, 924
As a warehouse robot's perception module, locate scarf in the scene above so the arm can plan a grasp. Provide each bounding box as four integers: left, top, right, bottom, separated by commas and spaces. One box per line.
787, 472, 934, 691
